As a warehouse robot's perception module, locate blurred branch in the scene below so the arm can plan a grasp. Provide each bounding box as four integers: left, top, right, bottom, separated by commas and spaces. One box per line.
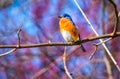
104, 55, 113, 79
74, 0, 120, 72
101, 2, 113, 79
109, 0, 119, 36
0, 0, 13, 9
63, 46, 73, 79
32, 46, 79, 79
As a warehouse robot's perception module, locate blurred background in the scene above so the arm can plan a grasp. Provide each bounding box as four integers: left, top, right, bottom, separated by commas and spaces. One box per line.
0, 0, 120, 79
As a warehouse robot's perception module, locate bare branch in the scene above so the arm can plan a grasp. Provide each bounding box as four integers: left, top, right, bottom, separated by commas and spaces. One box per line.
32, 46, 79, 79
104, 56, 113, 79
96, 38, 112, 45
109, 0, 119, 36
0, 48, 17, 56
0, 32, 119, 49
63, 46, 73, 79
0, 24, 23, 56
17, 23, 23, 47
74, 0, 120, 72
89, 38, 111, 60
89, 38, 112, 60
89, 44, 98, 60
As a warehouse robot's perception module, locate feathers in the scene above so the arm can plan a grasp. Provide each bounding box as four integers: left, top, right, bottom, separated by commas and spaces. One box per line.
59, 14, 86, 52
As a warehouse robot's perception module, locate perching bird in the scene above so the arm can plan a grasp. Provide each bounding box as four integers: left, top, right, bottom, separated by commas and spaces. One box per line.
59, 13, 86, 52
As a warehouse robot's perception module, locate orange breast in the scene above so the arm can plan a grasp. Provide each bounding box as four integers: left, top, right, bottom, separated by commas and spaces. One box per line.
59, 18, 79, 42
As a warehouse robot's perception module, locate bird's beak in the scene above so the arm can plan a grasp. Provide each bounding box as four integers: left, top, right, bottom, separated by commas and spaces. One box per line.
58, 15, 63, 18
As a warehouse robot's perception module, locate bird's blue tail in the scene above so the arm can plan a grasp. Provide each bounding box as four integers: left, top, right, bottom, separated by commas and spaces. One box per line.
80, 44, 86, 52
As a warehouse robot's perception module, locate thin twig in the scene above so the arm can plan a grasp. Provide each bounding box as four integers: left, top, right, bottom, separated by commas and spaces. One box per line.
63, 46, 73, 79
32, 46, 79, 79
89, 44, 98, 60
96, 38, 112, 45
89, 38, 112, 60
0, 24, 23, 57
0, 48, 17, 56
17, 23, 23, 47
32, 46, 74, 79
74, 0, 120, 72
109, 0, 119, 36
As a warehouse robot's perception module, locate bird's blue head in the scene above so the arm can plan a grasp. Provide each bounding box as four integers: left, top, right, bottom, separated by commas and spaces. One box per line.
58, 13, 72, 21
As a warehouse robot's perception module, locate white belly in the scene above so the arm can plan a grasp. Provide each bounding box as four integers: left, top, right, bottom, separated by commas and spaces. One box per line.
61, 30, 73, 42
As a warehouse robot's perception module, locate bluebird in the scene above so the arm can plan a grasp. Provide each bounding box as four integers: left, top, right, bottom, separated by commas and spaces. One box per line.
59, 14, 86, 52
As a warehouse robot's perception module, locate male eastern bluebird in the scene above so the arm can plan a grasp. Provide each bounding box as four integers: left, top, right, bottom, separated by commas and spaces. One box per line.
59, 13, 86, 52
